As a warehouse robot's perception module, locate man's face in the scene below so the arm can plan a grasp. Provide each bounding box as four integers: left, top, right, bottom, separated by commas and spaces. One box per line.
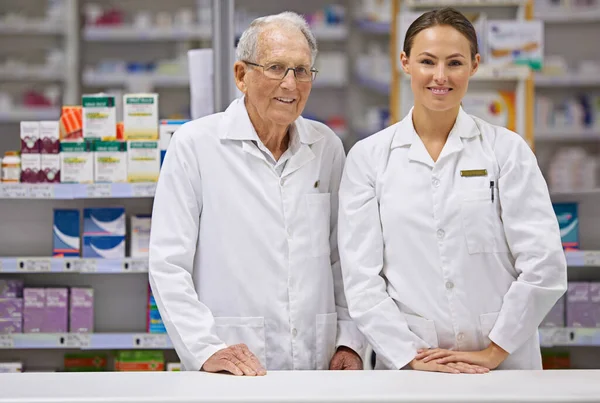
236, 25, 313, 128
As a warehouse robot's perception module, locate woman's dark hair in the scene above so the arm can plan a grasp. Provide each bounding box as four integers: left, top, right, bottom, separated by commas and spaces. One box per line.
403, 7, 479, 61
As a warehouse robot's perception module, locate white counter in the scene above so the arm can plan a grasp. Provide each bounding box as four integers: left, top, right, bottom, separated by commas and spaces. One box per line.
1, 370, 599, 403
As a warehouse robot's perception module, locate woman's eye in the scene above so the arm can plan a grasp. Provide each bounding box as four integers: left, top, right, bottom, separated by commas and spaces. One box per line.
420, 59, 434, 65
449, 60, 463, 67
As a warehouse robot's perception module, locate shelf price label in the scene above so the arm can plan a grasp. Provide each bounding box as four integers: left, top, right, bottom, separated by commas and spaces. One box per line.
29, 184, 55, 199
127, 259, 149, 273
0, 335, 14, 348
3, 184, 28, 198
133, 334, 168, 349
16, 258, 52, 273
132, 183, 156, 197
65, 333, 91, 348
74, 259, 97, 273
583, 252, 600, 267
86, 184, 112, 198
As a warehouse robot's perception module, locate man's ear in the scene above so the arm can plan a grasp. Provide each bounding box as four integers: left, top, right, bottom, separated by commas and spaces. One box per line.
234, 62, 248, 93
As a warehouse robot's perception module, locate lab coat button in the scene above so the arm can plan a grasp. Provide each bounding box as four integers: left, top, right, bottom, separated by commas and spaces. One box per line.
457, 333, 465, 341
432, 178, 440, 188
445, 281, 454, 290
437, 229, 445, 239
291, 328, 298, 337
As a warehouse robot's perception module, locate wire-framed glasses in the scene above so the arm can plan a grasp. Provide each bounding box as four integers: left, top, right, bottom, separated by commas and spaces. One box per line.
244, 61, 318, 82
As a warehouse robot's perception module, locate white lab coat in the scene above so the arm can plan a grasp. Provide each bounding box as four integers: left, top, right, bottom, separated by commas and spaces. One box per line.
149, 97, 365, 372
338, 107, 567, 370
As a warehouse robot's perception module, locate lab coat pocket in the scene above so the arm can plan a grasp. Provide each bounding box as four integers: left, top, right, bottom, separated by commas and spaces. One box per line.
403, 313, 439, 348
214, 316, 267, 368
479, 311, 500, 348
461, 189, 508, 254
306, 193, 332, 258
316, 312, 337, 370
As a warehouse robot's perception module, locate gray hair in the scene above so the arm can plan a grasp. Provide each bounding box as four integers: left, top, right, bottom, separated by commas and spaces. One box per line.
236, 11, 318, 65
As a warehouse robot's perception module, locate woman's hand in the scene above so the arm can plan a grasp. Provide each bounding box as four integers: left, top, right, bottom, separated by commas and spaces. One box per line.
415, 342, 508, 370
409, 358, 489, 374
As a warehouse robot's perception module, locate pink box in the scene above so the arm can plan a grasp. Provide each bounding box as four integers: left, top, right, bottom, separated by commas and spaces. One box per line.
43, 288, 68, 333
41, 154, 60, 183
20, 154, 42, 184
589, 283, 600, 327
0, 280, 24, 298
40, 121, 60, 154
23, 288, 45, 333
69, 288, 94, 333
0, 318, 22, 334
567, 282, 594, 328
20, 121, 40, 153
0, 298, 23, 320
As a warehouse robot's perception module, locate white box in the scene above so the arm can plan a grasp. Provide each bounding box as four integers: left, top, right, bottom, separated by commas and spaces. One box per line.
82, 94, 117, 140
130, 215, 151, 258
124, 93, 159, 140
486, 20, 544, 71
41, 154, 61, 183
60, 142, 94, 183
20, 154, 41, 183
20, 121, 40, 153
0, 362, 22, 373
127, 141, 160, 182
93, 141, 127, 183
159, 119, 188, 166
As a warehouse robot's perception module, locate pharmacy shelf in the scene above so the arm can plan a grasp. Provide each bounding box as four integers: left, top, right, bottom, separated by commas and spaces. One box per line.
551, 189, 600, 199
0, 20, 64, 35
356, 74, 390, 96
0, 333, 172, 350
83, 71, 190, 88
0, 183, 156, 200
540, 328, 600, 348
0, 257, 148, 274
566, 251, 600, 268
535, 74, 600, 88
535, 128, 600, 142
308, 25, 348, 40
405, 0, 526, 6
0, 107, 61, 123
84, 25, 211, 41
535, 9, 600, 23
355, 19, 390, 34
0, 70, 65, 82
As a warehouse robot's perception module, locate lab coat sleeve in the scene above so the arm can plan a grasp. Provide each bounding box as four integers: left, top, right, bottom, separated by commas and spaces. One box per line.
488, 134, 568, 354
329, 139, 368, 359
338, 142, 431, 370
149, 125, 227, 371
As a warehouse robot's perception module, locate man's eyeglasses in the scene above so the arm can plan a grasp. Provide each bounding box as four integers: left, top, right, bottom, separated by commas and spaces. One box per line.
244, 61, 318, 82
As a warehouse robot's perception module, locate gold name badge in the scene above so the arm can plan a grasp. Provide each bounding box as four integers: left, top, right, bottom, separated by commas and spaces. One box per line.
460, 169, 488, 177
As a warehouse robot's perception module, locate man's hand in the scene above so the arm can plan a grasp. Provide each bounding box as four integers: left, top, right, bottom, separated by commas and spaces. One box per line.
201, 344, 267, 376
329, 346, 363, 370
415, 342, 508, 370
409, 357, 489, 374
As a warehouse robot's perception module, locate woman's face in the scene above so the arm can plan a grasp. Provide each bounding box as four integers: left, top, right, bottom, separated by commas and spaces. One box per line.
401, 25, 480, 113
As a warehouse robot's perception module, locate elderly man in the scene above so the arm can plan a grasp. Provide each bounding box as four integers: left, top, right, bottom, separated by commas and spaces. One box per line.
149, 12, 365, 375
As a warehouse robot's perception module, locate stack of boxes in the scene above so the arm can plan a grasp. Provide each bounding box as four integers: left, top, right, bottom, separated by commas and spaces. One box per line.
147, 285, 166, 334
52, 209, 151, 259
0, 280, 93, 334
541, 282, 600, 328
19, 121, 60, 183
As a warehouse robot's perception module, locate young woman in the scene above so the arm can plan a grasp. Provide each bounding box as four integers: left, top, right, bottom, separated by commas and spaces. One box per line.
338, 8, 567, 373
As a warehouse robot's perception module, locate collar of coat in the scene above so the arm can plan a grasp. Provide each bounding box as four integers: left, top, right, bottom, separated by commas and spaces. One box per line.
391, 106, 481, 149
218, 96, 324, 145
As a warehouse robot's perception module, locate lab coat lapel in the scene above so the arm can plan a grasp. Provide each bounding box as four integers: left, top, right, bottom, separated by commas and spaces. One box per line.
281, 143, 315, 179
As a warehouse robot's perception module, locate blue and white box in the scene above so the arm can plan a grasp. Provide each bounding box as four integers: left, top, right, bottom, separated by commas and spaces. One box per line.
553, 202, 579, 250
83, 207, 125, 236
159, 119, 188, 167
82, 235, 126, 258
53, 209, 80, 257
